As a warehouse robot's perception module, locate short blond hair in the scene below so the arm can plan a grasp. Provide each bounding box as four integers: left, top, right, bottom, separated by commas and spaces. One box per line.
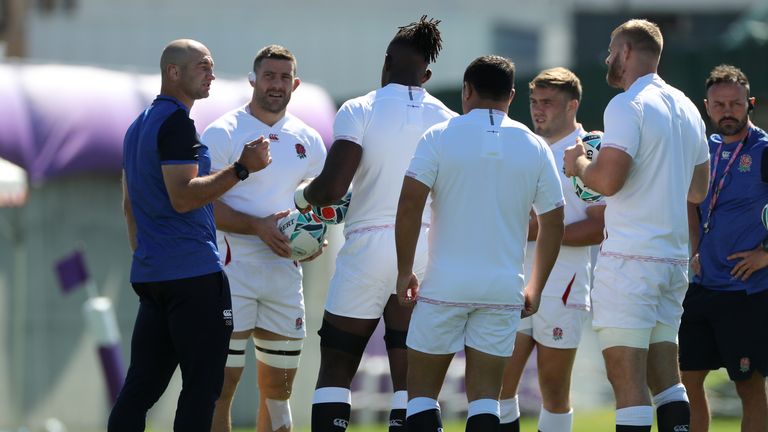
611, 19, 663, 57
529, 67, 582, 102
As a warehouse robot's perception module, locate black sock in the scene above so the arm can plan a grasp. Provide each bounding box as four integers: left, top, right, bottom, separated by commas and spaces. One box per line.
407, 408, 442, 432
311, 402, 351, 431
656, 401, 690, 432
499, 418, 520, 432
466, 413, 500, 432
616, 425, 651, 432
389, 408, 406, 431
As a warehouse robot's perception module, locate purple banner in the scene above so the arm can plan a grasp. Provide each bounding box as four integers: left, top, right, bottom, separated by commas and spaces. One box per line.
0, 63, 336, 184
98, 343, 126, 405
54, 250, 89, 294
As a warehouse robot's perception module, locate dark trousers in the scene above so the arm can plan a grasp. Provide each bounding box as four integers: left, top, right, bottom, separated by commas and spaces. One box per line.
108, 271, 232, 432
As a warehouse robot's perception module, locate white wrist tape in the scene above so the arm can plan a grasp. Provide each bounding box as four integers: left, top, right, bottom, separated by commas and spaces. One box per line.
294, 184, 310, 209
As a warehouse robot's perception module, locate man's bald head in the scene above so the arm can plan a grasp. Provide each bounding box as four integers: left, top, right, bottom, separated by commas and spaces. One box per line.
158, 39, 215, 105
160, 39, 211, 79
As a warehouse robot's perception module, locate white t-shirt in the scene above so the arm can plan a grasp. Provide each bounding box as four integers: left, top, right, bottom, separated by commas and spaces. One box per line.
600, 74, 709, 262
407, 109, 565, 306
524, 126, 604, 307
333, 83, 457, 235
203, 107, 326, 262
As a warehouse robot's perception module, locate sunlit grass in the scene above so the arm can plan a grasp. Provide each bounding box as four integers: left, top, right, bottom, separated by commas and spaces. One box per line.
192, 408, 741, 432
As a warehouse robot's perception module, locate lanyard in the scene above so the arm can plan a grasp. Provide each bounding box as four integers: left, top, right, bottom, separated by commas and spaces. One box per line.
703, 128, 750, 233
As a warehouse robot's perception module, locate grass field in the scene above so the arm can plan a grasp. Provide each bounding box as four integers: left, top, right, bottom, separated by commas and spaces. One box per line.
204, 409, 741, 432
145, 409, 743, 431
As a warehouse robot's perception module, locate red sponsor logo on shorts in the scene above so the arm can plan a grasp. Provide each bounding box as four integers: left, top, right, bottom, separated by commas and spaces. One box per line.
740, 357, 751, 373
295, 317, 303, 330
553, 327, 563, 341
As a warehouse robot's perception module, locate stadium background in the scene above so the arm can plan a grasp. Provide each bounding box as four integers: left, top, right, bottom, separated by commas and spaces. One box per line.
1, 0, 767, 430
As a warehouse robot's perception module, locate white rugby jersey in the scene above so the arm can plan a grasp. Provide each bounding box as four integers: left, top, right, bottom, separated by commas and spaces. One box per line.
407, 109, 565, 307
333, 83, 457, 235
600, 74, 708, 262
203, 107, 326, 262
524, 125, 604, 309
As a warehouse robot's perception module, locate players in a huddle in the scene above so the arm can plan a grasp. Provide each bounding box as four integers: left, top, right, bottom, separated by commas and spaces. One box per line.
111, 16, 766, 432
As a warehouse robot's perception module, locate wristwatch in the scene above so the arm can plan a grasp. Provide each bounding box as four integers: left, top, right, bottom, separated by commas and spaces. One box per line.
233, 162, 249, 181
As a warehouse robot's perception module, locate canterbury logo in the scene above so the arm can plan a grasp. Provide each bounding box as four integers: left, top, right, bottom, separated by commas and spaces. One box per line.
333, 418, 348, 428
223, 309, 233, 317
673, 426, 689, 432
389, 419, 403, 426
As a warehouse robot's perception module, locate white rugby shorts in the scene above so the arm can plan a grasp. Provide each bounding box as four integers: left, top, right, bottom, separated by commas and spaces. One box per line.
407, 301, 521, 357
518, 297, 590, 349
592, 253, 688, 332
324, 226, 428, 319
224, 258, 306, 338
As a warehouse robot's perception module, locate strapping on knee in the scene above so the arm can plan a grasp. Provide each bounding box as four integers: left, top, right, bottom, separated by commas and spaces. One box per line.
318, 319, 369, 357
226, 338, 248, 368
384, 327, 408, 350
253, 338, 303, 369
265, 398, 292, 431
596, 327, 652, 350
649, 323, 678, 344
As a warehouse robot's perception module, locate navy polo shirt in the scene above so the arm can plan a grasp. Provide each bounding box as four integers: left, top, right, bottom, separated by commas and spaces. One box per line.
695, 126, 768, 293
123, 95, 221, 283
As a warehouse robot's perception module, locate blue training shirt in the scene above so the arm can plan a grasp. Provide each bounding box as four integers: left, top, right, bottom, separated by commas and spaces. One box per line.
695, 125, 768, 294
123, 95, 221, 283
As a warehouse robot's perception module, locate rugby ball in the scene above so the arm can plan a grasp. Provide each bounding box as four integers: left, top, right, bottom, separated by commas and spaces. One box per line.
572, 131, 603, 203
277, 210, 327, 260
312, 191, 352, 224
762, 203, 768, 231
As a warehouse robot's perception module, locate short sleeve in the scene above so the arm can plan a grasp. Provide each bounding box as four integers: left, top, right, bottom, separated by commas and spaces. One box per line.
201, 124, 234, 172
695, 118, 710, 166
601, 96, 641, 158
157, 109, 200, 163
406, 129, 440, 189
306, 131, 327, 179
333, 100, 364, 146
532, 144, 565, 215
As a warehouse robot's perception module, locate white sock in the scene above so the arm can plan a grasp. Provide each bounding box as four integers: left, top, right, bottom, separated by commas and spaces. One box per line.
407, 397, 440, 417
467, 398, 500, 419
616, 406, 653, 426
538, 406, 573, 432
312, 387, 351, 404
499, 396, 520, 423
391, 390, 408, 410
652, 383, 689, 406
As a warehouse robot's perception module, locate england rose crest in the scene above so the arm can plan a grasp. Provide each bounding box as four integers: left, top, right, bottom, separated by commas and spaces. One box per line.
738, 154, 752, 173
553, 327, 563, 341
295, 143, 307, 159
740, 357, 751, 373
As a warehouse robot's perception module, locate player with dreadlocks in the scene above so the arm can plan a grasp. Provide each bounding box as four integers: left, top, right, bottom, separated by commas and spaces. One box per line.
296, 16, 456, 432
